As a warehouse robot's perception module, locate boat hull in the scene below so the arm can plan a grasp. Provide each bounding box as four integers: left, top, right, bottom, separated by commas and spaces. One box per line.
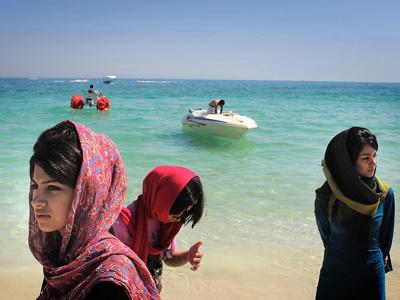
103, 75, 116, 84
181, 109, 257, 139
182, 120, 250, 138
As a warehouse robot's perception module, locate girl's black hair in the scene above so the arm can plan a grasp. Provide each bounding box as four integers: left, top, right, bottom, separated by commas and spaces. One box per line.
169, 176, 205, 228
346, 127, 378, 163
30, 121, 82, 189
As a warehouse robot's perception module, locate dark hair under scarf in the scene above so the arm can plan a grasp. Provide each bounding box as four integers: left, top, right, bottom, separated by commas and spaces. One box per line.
30, 121, 82, 189
324, 127, 379, 248
169, 176, 205, 228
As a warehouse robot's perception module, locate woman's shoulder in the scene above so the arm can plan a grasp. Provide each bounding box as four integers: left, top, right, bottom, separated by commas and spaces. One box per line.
127, 199, 138, 212
84, 281, 128, 300
385, 186, 395, 202
112, 216, 133, 246
376, 177, 395, 202
314, 182, 333, 217
315, 181, 332, 202
376, 177, 394, 194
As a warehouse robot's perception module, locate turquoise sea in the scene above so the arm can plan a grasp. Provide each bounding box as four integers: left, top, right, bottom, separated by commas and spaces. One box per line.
0, 78, 399, 297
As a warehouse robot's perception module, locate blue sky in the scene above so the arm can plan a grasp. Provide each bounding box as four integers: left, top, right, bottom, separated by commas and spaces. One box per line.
1, 0, 399, 82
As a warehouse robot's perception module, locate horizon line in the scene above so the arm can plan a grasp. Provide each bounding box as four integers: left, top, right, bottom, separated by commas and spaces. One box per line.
0, 76, 399, 85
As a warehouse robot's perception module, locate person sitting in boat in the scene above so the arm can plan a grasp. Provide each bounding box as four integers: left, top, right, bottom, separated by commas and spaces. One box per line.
88, 84, 96, 94
207, 98, 225, 114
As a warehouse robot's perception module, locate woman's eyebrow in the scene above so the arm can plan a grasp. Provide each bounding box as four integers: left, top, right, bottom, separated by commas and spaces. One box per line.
41, 180, 58, 184
32, 179, 58, 184
359, 151, 376, 156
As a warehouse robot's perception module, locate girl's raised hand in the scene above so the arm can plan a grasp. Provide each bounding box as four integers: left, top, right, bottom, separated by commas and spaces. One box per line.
188, 241, 203, 271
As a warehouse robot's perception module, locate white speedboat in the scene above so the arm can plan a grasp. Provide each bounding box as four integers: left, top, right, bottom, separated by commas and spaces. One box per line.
182, 109, 257, 139
103, 75, 117, 84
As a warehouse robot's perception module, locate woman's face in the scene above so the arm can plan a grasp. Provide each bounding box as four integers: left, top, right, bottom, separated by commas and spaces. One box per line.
355, 144, 377, 178
166, 205, 193, 223
30, 164, 74, 236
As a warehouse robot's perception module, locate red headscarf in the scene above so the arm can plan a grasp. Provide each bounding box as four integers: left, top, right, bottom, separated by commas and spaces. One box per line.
29, 121, 159, 299
120, 166, 197, 264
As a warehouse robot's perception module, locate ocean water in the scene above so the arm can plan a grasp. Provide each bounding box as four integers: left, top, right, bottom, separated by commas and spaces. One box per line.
0, 78, 399, 289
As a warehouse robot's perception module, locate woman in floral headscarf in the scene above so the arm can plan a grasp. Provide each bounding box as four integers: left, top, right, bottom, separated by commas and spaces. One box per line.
314, 127, 395, 300
29, 120, 159, 300
112, 165, 205, 292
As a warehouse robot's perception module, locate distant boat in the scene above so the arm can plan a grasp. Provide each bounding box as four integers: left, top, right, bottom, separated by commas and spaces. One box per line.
103, 75, 117, 84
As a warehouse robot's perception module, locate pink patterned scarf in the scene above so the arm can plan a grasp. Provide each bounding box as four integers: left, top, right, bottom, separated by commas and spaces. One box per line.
29, 121, 159, 299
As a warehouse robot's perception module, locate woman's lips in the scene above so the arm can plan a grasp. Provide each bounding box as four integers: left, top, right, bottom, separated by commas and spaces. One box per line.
35, 214, 51, 220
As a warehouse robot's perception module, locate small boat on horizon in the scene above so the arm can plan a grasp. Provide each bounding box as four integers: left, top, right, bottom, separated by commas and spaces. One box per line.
103, 75, 117, 84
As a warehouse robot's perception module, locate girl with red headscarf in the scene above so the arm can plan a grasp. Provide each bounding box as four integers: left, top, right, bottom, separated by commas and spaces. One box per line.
29, 121, 159, 299
112, 165, 205, 292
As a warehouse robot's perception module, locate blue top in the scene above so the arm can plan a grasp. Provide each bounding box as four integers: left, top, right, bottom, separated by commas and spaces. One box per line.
314, 187, 395, 300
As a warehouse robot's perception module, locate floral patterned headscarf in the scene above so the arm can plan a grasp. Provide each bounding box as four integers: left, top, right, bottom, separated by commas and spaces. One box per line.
29, 121, 159, 299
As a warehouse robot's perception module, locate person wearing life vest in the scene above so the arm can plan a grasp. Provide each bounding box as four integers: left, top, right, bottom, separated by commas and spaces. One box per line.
207, 98, 225, 114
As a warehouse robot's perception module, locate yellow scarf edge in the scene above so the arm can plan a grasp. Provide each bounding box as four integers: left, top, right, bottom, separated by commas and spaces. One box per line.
321, 160, 388, 216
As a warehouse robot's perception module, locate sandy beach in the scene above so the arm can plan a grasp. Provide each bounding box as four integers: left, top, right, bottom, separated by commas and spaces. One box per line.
2, 250, 399, 300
